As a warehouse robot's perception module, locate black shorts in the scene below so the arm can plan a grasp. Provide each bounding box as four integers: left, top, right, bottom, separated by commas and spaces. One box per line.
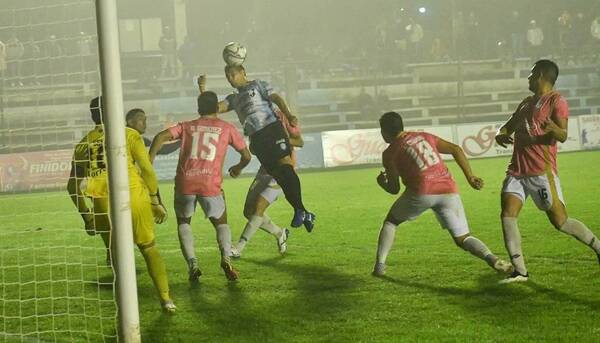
249, 120, 292, 172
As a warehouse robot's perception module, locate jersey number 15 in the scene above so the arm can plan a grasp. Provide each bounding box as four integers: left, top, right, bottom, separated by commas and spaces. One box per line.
190, 131, 219, 161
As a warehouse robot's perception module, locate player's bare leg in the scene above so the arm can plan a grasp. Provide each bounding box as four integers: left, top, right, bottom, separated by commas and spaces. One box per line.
452, 234, 513, 273
500, 193, 528, 283
138, 240, 175, 313
176, 216, 201, 283
210, 210, 238, 281
373, 215, 399, 277
546, 201, 600, 265
271, 156, 315, 232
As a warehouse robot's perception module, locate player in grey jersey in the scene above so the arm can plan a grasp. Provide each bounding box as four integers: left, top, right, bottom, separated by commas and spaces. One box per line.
198, 66, 315, 232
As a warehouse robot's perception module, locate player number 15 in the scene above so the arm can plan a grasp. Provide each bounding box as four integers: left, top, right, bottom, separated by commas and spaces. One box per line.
190, 131, 218, 161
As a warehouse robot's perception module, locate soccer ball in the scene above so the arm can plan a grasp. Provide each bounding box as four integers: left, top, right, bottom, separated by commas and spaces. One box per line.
222, 42, 247, 66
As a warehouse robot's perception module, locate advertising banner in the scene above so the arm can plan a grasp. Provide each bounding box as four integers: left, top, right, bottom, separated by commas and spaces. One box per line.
0, 149, 72, 193
579, 115, 600, 149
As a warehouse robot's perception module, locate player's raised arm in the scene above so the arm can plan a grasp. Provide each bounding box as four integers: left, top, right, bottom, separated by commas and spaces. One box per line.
197, 74, 229, 113
436, 138, 483, 190
149, 129, 175, 163
270, 93, 298, 126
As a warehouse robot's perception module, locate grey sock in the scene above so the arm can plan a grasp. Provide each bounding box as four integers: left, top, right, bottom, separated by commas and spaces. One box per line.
216, 224, 232, 258
376, 221, 396, 264
462, 236, 495, 266
560, 218, 600, 254
260, 215, 283, 237
177, 223, 196, 264
237, 215, 263, 252
502, 217, 527, 274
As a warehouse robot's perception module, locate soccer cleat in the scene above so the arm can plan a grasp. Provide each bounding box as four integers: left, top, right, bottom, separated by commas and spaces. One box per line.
229, 246, 241, 259
188, 264, 202, 284
220, 260, 239, 281
372, 262, 386, 277
303, 212, 316, 233
492, 259, 514, 274
291, 208, 305, 228
499, 271, 529, 284
161, 300, 177, 313
277, 229, 290, 254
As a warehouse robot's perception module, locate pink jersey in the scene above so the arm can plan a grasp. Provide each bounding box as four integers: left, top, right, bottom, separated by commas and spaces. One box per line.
382, 132, 458, 195
508, 91, 568, 177
169, 117, 246, 196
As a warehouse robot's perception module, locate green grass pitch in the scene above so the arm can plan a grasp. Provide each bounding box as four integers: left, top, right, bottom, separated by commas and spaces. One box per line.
1, 151, 599, 342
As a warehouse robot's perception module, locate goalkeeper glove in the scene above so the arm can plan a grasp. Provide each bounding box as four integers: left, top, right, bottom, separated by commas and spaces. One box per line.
150, 189, 168, 224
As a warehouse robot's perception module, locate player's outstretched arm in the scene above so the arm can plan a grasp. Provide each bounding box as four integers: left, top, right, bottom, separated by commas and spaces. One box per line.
198, 74, 229, 113
436, 138, 483, 190
228, 147, 252, 178
132, 133, 167, 223
270, 93, 298, 126
149, 129, 174, 163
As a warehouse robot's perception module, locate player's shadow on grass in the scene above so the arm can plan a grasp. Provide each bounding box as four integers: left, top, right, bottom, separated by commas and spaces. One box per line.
244, 256, 364, 326
186, 277, 275, 341
378, 273, 599, 324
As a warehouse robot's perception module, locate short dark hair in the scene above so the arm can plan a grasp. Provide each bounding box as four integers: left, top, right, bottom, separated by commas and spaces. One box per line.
126, 108, 145, 122
90, 96, 102, 125
534, 59, 559, 85
197, 91, 218, 115
379, 111, 404, 136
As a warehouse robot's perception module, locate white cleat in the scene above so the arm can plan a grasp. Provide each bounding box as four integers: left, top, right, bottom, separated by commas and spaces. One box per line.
277, 229, 289, 255
230, 246, 241, 259
499, 271, 529, 284
493, 259, 514, 274
372, 263, 386, 277
161, 300, 177, 313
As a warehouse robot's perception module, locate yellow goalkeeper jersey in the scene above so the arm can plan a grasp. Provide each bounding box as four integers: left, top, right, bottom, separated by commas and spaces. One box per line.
73, 126, 158, 197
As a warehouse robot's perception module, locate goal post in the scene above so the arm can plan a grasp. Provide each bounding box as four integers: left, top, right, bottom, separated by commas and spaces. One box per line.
94, 0, 140, 342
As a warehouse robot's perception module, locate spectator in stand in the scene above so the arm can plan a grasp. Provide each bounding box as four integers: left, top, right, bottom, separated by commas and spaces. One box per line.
466, 11, 481, 60
572, 13, 588, 53
178, 36, 196, 80
159, 26, 177, 78
22, 35, 41, 86
45, 34, 64, 84
592, 16, 600, 47
406, 17, 424, 63
527, 20, 544, 60
508, 11, 526, 58
355, 87, 376, 119
430, 37, 448, 62
5, 34, 24, 87
557, 10, 572, 57
0, 38, 6, 80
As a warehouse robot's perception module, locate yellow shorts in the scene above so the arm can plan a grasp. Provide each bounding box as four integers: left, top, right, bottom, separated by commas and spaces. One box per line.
129, 185, 155, 246
89, 186, 155, 245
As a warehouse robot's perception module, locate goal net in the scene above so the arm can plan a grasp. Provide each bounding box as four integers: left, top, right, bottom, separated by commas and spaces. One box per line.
0, 1, 117, 341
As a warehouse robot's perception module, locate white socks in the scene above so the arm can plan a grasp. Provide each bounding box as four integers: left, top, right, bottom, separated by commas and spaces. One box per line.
376, 221, 397, 264
216, 224, 233, 259
177, 222, 196, 266
502, 217, 527, 274
559, 218, 600, 254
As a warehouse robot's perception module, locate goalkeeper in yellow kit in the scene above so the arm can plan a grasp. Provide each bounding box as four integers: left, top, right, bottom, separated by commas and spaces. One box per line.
67, 96, 176, 312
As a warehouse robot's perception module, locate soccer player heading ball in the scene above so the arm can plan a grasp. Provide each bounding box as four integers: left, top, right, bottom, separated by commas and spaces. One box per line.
198, 64, 316, 232
372, 111, 513, 277
495, 59, 600, 283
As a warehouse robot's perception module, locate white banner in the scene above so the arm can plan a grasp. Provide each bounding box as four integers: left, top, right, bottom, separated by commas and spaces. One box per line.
456, 122, 513, 158
321, 126, 453, 167
578, 115, 600, 149
558, 118, 581, 152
